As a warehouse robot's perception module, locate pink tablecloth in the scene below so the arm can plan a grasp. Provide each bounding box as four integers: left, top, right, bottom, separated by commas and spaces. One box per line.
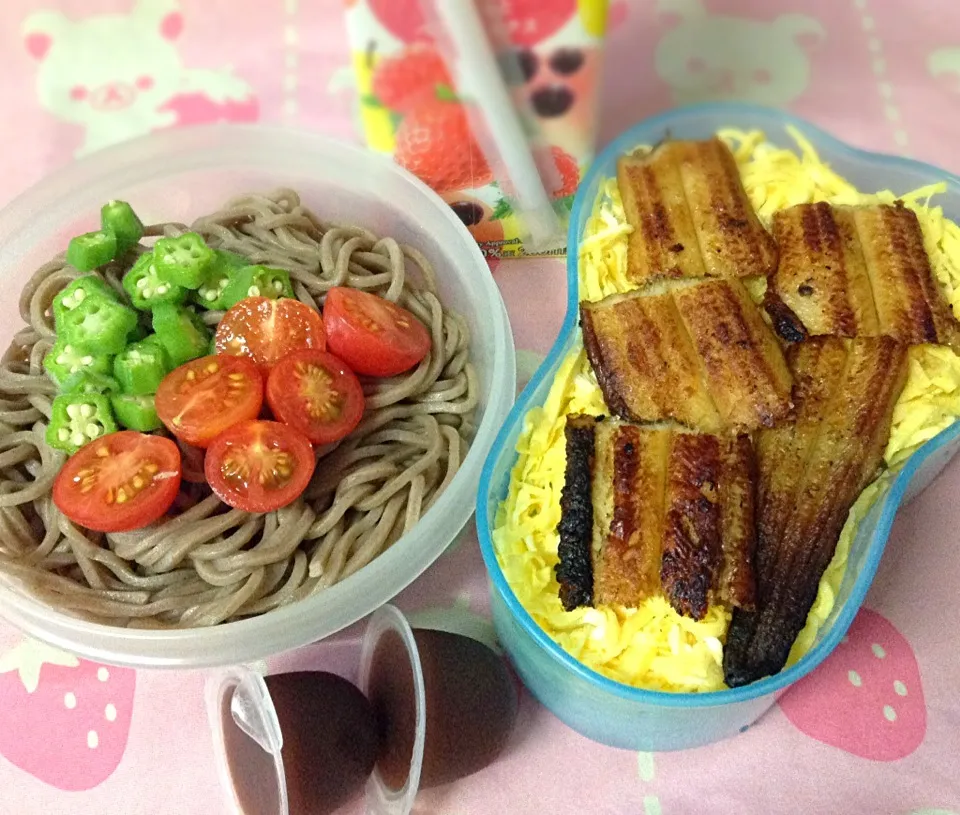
1, 1, 960, 813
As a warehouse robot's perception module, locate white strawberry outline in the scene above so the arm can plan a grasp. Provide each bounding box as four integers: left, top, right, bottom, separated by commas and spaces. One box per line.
0, 638, 79, 694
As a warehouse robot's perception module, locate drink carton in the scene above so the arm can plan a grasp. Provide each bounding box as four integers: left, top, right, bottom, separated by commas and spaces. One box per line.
345, 0, 609, 259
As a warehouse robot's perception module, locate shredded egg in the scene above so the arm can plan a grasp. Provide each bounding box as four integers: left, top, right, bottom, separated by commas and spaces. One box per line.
492, 128, 960, 692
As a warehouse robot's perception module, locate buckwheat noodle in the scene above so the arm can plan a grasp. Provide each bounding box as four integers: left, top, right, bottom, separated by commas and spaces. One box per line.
0, 189, 477, 628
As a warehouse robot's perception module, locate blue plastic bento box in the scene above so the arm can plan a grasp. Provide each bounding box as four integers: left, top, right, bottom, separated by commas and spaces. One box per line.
475, 102, 960, 751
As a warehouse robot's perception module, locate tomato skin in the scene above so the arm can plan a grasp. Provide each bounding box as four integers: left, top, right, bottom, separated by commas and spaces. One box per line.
176, 440, 207, 484
205, 420, 316, 513
53, 432, 182, 533
266, 350, 365, 445
323, 287, 431, 377
155, 355, 263, 448
215, 297, 326, 370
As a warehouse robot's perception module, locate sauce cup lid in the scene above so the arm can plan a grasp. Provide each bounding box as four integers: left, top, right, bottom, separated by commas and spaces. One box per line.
206, 667, 289, 815
357, 604, 427, 815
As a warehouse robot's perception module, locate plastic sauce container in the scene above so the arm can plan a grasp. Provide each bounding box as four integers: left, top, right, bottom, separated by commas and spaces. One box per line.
208, 604, 519, 815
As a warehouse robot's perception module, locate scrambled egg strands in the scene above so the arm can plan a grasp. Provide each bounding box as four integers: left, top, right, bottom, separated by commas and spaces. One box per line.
492, 128, 960, 692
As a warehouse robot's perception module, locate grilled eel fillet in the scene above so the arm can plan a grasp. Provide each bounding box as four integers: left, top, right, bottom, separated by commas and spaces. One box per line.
722, 336, 909, 688
617, 137, 778, 284
581, 278, 793, 433
555, 415, 757, 620
765, 201, 960, 351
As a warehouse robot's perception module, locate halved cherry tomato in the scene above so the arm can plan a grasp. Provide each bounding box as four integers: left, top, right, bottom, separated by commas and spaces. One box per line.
215, 297, 326, 370
323, 287, 431, 377
53, 431, 182, 532
266, 350, 365, 445
155, 355, 263, 448
205, 420, 315, 512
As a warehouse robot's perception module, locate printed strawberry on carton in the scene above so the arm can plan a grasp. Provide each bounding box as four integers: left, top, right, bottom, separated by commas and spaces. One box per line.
394, 89, 494, 193
367, 42, 500, 247
368, 44, 492, 193
489, 144, 581, 221
364, 19, 583, 251
371, 43, 451, 114
546, 144, 580, 201
367, 0, 577, 48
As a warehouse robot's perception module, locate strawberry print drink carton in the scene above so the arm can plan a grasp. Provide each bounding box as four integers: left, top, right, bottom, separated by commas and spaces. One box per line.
346, 0, 609, 260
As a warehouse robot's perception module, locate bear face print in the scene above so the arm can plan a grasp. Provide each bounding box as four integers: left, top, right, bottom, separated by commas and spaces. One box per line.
655, 0, 824, 107
23, 0, 256, 157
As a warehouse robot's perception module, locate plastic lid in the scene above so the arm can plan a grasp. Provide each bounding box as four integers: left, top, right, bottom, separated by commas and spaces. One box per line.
357, 604, 427, 815
206, 667, 289, 815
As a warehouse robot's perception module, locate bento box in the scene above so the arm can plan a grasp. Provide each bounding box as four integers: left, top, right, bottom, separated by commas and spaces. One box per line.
476, 102, 960, 750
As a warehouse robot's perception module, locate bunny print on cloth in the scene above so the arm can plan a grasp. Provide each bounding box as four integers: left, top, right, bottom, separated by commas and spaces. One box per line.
655, 0, 824, 107
22, 0, 257, 157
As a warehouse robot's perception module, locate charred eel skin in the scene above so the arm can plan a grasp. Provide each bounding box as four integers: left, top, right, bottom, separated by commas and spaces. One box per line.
555, 415, 598, 611
723, 336, 908, 688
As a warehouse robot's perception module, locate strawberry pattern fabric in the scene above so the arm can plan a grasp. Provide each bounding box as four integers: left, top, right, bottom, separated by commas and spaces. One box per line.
779, 608, 927, 761
0, 638, 135, 790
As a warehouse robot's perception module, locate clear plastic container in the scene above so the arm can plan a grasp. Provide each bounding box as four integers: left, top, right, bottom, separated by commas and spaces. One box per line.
356, 604, 426, 815
475, 102, 960, 751
0, 124, 515, 668
207, 604, 427, 815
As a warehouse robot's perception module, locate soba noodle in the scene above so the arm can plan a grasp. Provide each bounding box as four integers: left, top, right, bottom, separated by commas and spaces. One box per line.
0, 189, 477, 628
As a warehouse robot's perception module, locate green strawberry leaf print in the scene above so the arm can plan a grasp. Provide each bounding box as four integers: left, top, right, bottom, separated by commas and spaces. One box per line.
435, 84, 460, 102
492, 198, 513, 221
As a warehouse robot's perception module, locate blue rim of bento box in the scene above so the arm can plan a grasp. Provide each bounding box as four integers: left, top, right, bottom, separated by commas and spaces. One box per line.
475, 101, 960, 708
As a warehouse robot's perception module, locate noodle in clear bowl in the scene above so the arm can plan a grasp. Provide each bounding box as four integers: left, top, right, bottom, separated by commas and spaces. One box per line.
0, 124, 515, 668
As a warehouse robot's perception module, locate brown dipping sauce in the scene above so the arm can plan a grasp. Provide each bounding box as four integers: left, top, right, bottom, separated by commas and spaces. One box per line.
367, 629, 418, 790
222, 672, 379, 815
221, 691, 282, 815
368, 628, 519, 790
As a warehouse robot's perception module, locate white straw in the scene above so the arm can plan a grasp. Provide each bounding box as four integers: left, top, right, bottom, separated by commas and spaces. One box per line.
434, 0, 564, 252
